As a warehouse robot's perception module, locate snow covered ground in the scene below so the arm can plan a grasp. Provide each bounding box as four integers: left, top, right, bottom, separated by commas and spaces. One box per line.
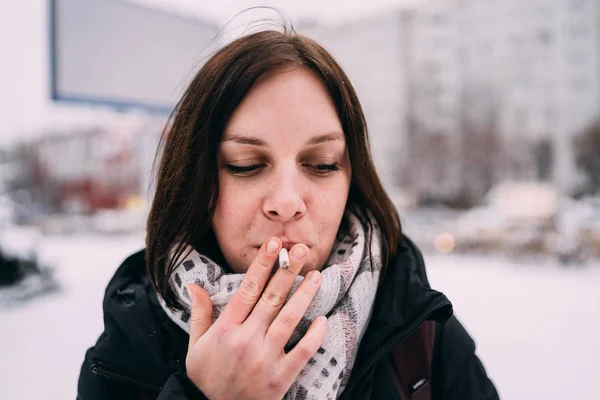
0, 233, 599, 399
426, 254, 600, 400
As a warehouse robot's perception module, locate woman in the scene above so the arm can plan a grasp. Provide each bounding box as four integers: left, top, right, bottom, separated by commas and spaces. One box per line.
77, 28, 499, 400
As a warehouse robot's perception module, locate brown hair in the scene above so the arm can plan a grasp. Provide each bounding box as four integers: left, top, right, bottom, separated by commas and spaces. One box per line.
147, 29, 402, 310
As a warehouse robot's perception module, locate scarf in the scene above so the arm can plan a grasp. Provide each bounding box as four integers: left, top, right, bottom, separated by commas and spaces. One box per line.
158, 209, 383, 399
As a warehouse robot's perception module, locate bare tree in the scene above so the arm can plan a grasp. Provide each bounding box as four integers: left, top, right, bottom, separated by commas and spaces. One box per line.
459, 121, 504, 206
401, 80, 509, 208
574, 120, 600, 194
533, 137, 553, 181
454, 83, 508, 207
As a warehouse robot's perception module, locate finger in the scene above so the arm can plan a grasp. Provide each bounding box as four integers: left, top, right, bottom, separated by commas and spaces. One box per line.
219, 237, 281, 324
282, 316, 328, 377
188, 283, 213, 347
266, 270, 322, 349
245, 243, 309, 331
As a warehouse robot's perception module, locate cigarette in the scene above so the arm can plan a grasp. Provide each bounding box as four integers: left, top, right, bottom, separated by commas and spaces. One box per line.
278, 248, 290, 270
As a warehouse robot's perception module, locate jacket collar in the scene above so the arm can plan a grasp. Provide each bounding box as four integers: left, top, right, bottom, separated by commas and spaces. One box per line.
366, 236, 452, 345
342, 236, 453, 396
91, 236, 453, 391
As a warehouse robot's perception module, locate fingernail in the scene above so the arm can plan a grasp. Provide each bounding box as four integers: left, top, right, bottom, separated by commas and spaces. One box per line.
308, 270, 321, 284
291, 245, 307, 260
267, 238, 279, 254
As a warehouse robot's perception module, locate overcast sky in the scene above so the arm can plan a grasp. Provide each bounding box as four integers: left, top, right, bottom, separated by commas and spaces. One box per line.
0, 0, 423, 145
134, 0, 422, 25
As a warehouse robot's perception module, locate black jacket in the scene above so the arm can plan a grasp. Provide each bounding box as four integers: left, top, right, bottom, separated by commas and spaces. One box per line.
77, 238, 499, 400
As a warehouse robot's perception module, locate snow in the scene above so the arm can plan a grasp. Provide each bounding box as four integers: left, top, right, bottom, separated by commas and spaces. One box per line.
1, 234, 599, 399
0, 233, 145, 400
0, 226, 42, 259
426, 254, 600, 400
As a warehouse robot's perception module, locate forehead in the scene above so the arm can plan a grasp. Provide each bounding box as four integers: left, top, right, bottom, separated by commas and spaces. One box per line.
224, 67, 344, 144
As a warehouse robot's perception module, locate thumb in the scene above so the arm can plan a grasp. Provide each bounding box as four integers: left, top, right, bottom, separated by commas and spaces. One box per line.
187, 283, 213, 347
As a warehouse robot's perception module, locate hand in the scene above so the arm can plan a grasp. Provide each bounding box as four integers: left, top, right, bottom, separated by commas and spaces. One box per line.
185, 237, 327, 400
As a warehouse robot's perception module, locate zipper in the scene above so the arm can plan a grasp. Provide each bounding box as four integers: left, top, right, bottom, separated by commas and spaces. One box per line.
91, 363, 162, 392
338, 299, 450, 400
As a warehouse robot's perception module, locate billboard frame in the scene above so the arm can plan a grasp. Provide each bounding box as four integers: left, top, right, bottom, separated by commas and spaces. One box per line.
48, 0, 219, 114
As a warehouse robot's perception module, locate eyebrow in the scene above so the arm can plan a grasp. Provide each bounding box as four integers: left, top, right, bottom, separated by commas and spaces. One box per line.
222, 131, 344, 147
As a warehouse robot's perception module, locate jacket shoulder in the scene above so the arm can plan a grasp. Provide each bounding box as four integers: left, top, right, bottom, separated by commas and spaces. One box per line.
77, 248, 194, 398
106, 249, 146, 287
393, 235, 432, 287
432, 316, 500, 400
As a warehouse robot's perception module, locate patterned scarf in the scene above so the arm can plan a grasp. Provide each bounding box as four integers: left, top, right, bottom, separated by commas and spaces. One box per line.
158, 209, 383, 399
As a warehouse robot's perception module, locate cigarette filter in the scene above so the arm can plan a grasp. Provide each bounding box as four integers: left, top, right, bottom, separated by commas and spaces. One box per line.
278, 248, 290, 269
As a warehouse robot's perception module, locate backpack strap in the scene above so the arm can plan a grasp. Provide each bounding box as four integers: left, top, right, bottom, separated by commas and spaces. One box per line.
391, 321, 436, 400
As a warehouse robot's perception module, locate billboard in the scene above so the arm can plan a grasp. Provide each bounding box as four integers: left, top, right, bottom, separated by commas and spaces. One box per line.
50, 0, 219, 113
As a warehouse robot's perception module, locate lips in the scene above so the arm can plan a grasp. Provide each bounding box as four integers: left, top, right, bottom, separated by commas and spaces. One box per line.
253, 239, 306, 250
281, 242, 298, 250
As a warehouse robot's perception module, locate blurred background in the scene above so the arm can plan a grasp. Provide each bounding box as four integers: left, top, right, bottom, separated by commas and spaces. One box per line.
1, 0, 599, 398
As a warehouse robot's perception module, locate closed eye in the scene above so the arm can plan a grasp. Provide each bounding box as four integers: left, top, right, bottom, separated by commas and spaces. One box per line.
225, 163, 342, 176
225, 164, 264, 175
307, 163, 342, 175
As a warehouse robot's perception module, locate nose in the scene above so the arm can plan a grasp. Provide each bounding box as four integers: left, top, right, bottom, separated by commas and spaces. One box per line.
262, 168, 307, 222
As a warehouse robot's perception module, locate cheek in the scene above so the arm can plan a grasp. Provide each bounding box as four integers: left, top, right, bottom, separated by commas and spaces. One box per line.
213, 180, 243, 242
212, 180, 260, 272
310, 179, 351, 268
314, 177, 350, 216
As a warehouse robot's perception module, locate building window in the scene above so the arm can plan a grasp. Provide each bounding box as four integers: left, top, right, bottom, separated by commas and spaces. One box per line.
424, 62, 442, 75
568, 0, 586, 11
507, 33, 523, 49
568, 23, 590, 37
569, 50, 588, 65
432, 12, 447, 26
571, 77, 589, 92
433, 35, 448, 50
537, 29, 554, 46
480, 41, 494, 54
544, 106, 556, 123
536, 4, 554, 18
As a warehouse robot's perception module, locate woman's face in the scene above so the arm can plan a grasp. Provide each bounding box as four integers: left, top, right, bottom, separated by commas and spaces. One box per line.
212, 67, 351, 274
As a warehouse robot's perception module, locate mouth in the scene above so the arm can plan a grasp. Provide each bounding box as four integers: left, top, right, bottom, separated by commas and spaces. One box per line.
253, 240, 305, 251
281, 242, 298, 251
